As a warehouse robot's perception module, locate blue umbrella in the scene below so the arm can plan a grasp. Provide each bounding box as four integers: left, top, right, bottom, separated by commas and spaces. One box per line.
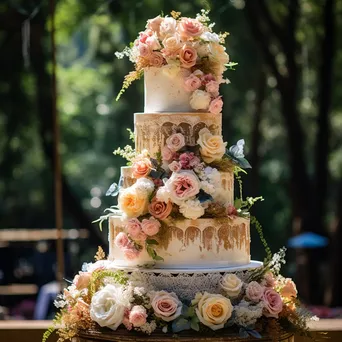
287, 232, 329, 248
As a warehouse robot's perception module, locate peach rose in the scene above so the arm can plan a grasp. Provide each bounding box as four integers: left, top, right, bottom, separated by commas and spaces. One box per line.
280, 278, 297, 299
184, 74, 202, 92
129, 305, 147, 327
118, 186, 149, 218
209, 97, 223, 114
262, 288, 283, 318
146, 16, 163, 35
166, 133, 185, 151
179, 45, 197, 68
149, 51, 165, 68
179, 18, 203, 38
132, 157, 152, 179
197, 128, 227, 163
141, 217, 161, 236
149, 197, 173, 219
150, 290, 182, 322
73, 272, 92, 290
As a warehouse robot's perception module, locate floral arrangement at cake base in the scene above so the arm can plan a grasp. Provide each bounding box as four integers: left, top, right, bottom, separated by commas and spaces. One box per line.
43, 247, 317, 342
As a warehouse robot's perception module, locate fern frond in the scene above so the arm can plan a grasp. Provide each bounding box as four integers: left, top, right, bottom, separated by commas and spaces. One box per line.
42, 312, 63, 342
95, 246, 106, 261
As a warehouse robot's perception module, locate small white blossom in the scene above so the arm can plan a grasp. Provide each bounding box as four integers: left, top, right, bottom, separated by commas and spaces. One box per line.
234, 300, 264, 327
137, 320, 157, 334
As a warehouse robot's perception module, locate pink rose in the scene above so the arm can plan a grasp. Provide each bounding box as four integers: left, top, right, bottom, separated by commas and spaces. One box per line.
169, 161, 181, 172
263, 271, 276, 287
146, 16, 163, 35
201, 73, 216, 85
209, 97, 223, 114
184, 74, 202, 92
132, 157, 152, 179
139, 30, 153, 44
141, 217, 161, 236
262, 288, 283, 318
179, 45, 197, 69
206, 80, 220, 95
149, 197, 173, 219
162, 146, 174, 162
179, 152, 200, 169
227, 204, 238, 216
114, 232, 129, 249
166, 133, 185, 151
123, 308, 133, 330
150, 290, 182, 322
125, 218, 142, 239
129, 305, 147, 327
280, 279, 297, 299
73, 272, 91, 290
165, 171, 200, 204
146, 35, 161, 51
179, 18, 203, 38
245, 281, 264, 302
149, 51, 165, 68
123, 246, 141, 260
138, 43, 151, 57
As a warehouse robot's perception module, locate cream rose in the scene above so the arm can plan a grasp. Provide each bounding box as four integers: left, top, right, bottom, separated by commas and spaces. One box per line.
190, 90, 211, 110
162, 34, 182, 55
197, 128, 227, 163
118, 186, 149, 218
194, 292, 233, 331
220, 274, 243, 298
179, 199, 205, 219
150, 290, 182, 322
90, 284, 128, 330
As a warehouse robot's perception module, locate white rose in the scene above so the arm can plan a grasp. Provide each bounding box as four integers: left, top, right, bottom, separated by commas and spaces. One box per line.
90, 285, 128, 330
194, 292, 233, 331
200, 32, 220, 43
197, 128, 227, 163
156, 186, 170, 203
135, 177, 155, 195
190, 90, 211, 110
179, 199, 205, 219
220, 274, 243, 298
159, 17, 177, 39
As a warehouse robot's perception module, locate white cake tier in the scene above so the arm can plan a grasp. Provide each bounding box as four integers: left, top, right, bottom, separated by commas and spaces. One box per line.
134, 112, 222, 158
119, 166, 234, 205
144, 67, 192, 112
108, 216, 250, 269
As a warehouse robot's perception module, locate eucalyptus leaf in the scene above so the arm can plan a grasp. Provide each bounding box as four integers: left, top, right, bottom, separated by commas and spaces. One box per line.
172, 318, 191, 333
190, 319, 200, 332
146, 239, 159, 245
153, 255, 164, 261
234, 198, 242, 209
247, 329, 262, 339
106, 182, 119, 196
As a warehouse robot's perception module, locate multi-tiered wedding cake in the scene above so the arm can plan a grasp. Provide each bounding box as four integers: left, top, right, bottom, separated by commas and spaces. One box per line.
46, 10, 314, 342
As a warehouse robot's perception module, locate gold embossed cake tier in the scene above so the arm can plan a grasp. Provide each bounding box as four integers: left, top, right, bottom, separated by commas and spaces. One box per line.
134, 112, 222, 157
109, 216, 250, 268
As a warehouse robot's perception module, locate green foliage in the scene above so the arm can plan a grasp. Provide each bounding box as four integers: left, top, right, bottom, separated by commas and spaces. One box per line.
42, 312, 63, 342
113, 145, 136, 164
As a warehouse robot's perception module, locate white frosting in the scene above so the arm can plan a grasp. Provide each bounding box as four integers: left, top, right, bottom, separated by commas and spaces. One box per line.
108, 216, 250, 269
144, 67, 192, 112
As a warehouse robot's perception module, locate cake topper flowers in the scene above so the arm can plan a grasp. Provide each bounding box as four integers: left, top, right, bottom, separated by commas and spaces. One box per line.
115, 9, 237, 114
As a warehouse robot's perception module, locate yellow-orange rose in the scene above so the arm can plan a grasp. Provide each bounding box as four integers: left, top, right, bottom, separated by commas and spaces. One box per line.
193, 292, 233, 331
118, 187, 149, 218
197, 128, 227, 163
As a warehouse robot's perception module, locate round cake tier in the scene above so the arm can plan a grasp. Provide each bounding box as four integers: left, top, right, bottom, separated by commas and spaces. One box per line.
134, 112, 222, 158
144, 67, 192, 112
108, 216, 250, 269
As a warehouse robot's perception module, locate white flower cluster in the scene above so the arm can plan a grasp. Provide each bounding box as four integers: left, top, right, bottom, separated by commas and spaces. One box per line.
233, 300, 264, 327
197, 166, 222, 196
179, 199, 205, 220
137, 320, 157, 334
